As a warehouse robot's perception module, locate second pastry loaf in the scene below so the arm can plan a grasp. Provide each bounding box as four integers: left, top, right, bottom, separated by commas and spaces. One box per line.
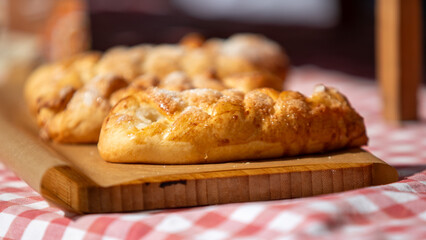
25, 33, 289, 143
98, 85, 368, 164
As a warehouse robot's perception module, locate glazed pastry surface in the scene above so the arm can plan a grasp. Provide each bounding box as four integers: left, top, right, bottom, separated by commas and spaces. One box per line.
98, 85, 368, 164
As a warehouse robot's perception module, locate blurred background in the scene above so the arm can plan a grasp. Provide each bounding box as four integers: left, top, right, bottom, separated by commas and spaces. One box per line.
0, 0, 424, 83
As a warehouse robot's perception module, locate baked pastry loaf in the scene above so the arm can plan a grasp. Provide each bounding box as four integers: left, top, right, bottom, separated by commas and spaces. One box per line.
98, 85, 368, 164
25, 33, 289, 143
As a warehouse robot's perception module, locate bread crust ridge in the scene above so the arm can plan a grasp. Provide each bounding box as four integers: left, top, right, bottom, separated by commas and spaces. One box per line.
98, 85, 368, 164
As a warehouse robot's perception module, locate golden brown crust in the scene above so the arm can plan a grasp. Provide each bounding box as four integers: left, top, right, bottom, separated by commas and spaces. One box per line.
216, 34, 289, 79
36, 74, 128, 142
25, 33, 289, 143
24, 52, 101, 115
98, 85, 368, 164
179, 32, 205, 49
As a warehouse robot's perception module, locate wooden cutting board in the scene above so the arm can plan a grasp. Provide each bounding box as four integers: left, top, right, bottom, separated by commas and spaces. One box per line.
0, 81, 398, 213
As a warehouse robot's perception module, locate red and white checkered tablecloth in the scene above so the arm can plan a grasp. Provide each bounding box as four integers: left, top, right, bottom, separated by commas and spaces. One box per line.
1, 67, 426, 240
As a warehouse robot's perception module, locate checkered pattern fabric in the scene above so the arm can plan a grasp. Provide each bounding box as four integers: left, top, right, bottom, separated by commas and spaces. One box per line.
1, 67, 425, 239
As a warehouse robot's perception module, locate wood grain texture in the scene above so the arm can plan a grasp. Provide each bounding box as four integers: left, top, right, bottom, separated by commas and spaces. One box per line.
39, 151, 398, 213
376, 0, 422, 122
